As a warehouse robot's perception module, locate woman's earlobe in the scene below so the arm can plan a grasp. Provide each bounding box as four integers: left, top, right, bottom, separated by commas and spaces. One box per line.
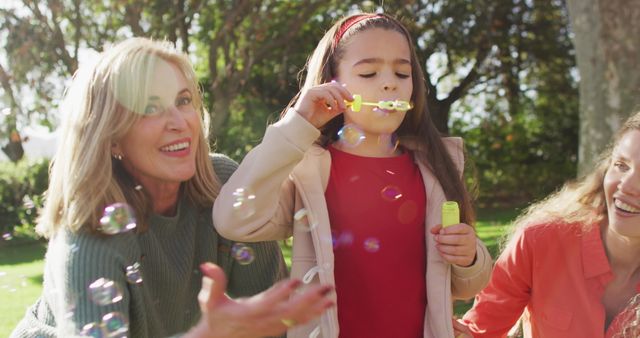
111, 143, 124, 160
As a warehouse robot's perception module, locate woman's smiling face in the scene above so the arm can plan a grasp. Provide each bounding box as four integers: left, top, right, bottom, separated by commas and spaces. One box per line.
114, 58, 201, 189
604, 129, 640, 237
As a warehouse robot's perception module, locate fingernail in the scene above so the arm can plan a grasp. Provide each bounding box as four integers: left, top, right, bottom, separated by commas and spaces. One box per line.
199, 263, 211, 274
289, 279, 302, 289
321, 286, 334, 296
198, 276, 213, 304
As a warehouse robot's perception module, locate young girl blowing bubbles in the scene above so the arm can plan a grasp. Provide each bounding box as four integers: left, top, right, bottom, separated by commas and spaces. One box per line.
213, 13, 492, 338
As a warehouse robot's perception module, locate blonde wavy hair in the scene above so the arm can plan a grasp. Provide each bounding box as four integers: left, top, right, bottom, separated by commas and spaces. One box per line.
507, 111, 640, 240
38, 37, 220, 238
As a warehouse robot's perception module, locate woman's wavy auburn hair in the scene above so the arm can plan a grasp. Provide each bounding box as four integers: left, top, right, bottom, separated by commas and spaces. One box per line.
38, 37, 220, 237
506, 111, 640, 242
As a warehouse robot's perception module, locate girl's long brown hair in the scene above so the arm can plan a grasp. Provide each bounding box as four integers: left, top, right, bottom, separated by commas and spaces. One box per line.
283, 13, 476, 226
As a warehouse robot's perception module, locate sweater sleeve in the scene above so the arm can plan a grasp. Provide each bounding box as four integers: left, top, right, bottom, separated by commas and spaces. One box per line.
462, 227, 534, 337
221, 237, 288, 298
12, 231, 140, 337
64, 232, 139, 335
210, 153, 239, 184
212, 109, 320, 242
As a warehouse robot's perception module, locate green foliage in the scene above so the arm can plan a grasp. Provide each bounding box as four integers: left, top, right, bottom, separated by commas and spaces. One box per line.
451, 0, 579, 206
0, 0, 580, 206
0, 159, 49, 239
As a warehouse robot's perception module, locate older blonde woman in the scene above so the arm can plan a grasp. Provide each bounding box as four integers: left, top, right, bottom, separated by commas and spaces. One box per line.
11, 38, 333, 338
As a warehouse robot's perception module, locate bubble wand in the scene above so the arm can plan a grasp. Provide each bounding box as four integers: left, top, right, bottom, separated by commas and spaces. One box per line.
345, 94, 412, 112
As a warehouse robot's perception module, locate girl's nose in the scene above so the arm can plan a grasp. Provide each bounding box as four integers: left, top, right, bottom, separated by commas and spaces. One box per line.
383, 82, 397, 91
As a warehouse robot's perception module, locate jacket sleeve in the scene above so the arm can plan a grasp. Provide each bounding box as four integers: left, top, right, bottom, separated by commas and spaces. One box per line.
462, 227, 533, 337
441, 136, 493, 298
451, 239, 492, 300
213, 109, 320, 242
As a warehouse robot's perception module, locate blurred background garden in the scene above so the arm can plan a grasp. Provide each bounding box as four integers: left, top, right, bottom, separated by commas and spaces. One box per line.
1, 0, 638, 336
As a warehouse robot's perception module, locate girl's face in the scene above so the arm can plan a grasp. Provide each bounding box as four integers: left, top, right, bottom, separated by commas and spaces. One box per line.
336, 28, 413, 137
604, 129, 640, 237
114, 59, 200, 190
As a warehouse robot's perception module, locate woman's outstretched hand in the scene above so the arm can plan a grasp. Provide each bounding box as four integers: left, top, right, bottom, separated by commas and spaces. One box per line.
431, 223, 478, 267
293, 81, 353, 128
187, 262, 334, 338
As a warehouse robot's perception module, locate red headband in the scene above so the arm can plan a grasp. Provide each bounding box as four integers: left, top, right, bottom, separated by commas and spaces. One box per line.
333, 14, 382, 47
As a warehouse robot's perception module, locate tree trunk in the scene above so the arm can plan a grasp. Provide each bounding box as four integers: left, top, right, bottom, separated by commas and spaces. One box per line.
567, 0, 640, 175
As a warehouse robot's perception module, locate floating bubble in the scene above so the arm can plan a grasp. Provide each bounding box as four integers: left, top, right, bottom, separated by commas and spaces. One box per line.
125, 263, 143, 285
231, 243, 255, 265
363, 237, 381, 253
337, 124, 365, 147
80, 322, 106, 338
293, 208, 317, 232
2, 232, 13, 241
231, 187, 256, 219
22, 195, 35, 209
88, 278, 123, 306
397, 200, 419, 224
331, 230, 354, 250
377, 133, 399, 153
102, 312, 129, 337
99, 203, 136, 235
380, 185, 403, 201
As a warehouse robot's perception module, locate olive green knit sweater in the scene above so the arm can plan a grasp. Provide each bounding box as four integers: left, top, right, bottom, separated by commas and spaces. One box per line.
11, 154, 287, 338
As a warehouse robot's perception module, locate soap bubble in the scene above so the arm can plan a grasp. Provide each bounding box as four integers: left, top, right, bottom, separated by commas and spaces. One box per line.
338, 124, 365, 147
380, 185, 403, 201
231, 187, 256, 219
88, 278, 123, 306
99, 203, 136, 235
125, 263, 143, 285
231, 243, 255, 265
363, 237, 381, 253
102, 312, 129, 337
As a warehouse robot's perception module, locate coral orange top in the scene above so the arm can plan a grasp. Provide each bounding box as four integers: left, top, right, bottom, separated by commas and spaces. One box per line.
463, 222, 637, 337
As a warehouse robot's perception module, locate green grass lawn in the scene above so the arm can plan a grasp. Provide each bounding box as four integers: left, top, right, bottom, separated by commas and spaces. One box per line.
0, 207, 519, 336
0, 239, 47, 336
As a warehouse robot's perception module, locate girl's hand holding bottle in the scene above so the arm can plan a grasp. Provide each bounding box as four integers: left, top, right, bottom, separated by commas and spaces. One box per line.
430, 223, 478, 267
293, 81, 353, 128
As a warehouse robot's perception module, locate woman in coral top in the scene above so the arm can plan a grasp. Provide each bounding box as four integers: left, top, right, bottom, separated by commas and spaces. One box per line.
461, 111, 640, 337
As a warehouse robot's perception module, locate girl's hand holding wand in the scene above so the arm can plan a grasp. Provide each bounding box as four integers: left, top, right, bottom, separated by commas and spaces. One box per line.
293, 81, 353, 128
